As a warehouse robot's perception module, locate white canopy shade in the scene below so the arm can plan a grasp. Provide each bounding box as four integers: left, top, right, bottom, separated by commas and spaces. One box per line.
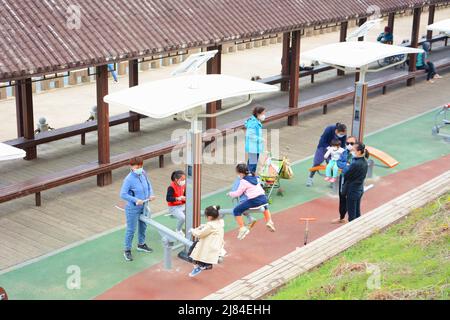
427, 19, 450, 34
0, 143, 25, 161
301, 41, 424, 69
104, 74, 278, 119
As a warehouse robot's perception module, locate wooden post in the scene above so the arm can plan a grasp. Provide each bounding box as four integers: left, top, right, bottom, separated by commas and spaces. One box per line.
338, 22, 348, 76
15, 81, 24, 138
206, 45, 222, 130
388, 12, 395, 34
281, 32, 291, 92
96, 65, 112, 187
288, 31, 300, 127
355, 18, 367, 82
17, 79, 37, 160
128, 59, 140, 132
426, 5, 435, 44
407, 7, 422, 87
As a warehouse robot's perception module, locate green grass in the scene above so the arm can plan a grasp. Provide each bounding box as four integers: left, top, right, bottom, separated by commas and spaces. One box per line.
270, 193, 450, 300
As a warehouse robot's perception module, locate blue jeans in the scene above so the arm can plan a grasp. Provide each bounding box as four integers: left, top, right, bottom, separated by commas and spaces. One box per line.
247, 153, 260, 174
108, 64, 118, 82
233, 195, 268, 216
124, 206, 147, 251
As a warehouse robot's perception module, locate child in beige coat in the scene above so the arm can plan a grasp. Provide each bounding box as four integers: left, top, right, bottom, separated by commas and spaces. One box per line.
189, 205, 225, 277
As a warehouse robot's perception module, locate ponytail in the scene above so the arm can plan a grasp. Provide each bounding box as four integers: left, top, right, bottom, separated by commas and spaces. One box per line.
356, 143, 370, 159
205, 205, 220, 219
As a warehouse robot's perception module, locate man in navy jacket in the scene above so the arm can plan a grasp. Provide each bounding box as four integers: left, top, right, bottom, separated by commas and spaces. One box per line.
307, 123, 347, 187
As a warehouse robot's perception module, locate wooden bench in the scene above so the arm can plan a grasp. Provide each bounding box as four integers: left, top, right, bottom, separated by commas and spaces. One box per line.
4, 112, 144, 149
401, 34, 449, 48
0, 138, 180, 206
363, 56, 450, 95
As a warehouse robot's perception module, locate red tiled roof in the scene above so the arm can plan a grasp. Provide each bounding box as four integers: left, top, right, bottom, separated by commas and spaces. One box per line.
0, 0, 446, 81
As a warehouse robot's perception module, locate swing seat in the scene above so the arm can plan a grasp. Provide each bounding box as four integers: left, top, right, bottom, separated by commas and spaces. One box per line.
249, 204, 268, 211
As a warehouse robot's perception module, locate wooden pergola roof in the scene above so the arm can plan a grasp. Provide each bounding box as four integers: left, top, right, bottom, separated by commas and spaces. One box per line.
0, 0, 447, 81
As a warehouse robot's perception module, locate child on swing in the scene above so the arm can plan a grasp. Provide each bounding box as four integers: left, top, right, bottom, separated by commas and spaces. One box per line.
189, 205, 225, 277
228, 163, 276, 240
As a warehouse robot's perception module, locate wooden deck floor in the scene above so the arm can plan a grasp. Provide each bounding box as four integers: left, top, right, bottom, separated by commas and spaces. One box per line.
0, 64, 449, 270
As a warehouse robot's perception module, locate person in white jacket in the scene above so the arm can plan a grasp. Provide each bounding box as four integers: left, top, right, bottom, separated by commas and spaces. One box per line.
189, 206, 225, 277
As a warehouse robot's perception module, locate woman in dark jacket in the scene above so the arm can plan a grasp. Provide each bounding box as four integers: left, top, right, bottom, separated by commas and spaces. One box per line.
307, 123, 347, 187
342, 142, 369, 222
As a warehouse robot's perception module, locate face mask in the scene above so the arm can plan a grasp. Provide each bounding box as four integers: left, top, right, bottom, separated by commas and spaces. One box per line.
259, 115, 266, 122
133, 168, 143, 175
351, 152, 357, 157
178, 180, 186, 186
346, 144, 354, 151
337, 133, 345, 138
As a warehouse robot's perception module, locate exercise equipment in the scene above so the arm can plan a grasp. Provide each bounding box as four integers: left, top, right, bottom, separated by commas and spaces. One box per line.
432, 104, 450, 141
299, 217, 316, 245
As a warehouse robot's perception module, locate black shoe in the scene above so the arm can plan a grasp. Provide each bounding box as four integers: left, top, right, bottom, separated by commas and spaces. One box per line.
137, 243, 153, 253
124, 250, 133, 262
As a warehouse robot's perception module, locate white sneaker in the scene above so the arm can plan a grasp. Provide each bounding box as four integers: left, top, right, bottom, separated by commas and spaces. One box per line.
306, 177, 314, 187
237, 227, 250, 240
266, 220, 276, 232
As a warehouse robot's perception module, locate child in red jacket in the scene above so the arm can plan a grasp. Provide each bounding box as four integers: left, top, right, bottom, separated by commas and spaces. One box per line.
166, 170, 186, 236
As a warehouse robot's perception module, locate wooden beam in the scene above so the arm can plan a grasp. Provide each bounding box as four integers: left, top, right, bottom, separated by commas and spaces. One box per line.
281, 32, 291, 92
206, 45, 222, 130
427, 5, 436, 44
288, 31, 300, 127
407, 7, 422, 87
338, 22, 348, 76
96, 65, 112, 187
388, 12, 395, 34
128, 59, 140, 132
15, 80, 24, 138
20, 79, 37, 160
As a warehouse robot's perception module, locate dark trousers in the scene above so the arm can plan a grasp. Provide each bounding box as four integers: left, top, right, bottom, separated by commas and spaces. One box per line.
233, 194, 268, 216
347, 189, 364, 222
417, 62, 437, 81
194, 260, 213, 269
338, 177, 347, 220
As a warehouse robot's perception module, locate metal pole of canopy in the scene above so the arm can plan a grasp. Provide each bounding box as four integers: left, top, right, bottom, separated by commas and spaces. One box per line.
352, 66, 368, 142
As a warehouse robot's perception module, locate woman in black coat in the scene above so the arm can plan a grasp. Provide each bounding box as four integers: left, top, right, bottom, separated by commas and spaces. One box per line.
341, 142, 369, 222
